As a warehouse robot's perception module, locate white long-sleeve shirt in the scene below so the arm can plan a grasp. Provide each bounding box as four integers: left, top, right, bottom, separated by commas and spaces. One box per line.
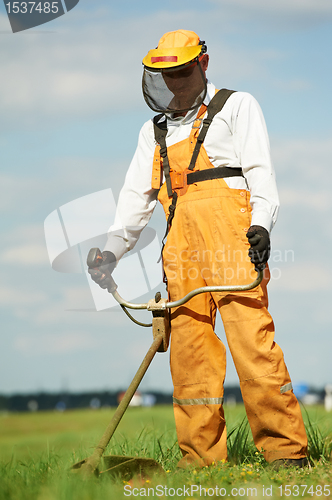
104, 81, 279, 262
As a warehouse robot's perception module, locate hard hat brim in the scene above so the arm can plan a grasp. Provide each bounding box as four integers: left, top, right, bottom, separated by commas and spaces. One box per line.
143, 46, 202, 69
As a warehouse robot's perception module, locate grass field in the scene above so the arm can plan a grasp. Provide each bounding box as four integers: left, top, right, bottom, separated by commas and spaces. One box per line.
0, 404, 331, 499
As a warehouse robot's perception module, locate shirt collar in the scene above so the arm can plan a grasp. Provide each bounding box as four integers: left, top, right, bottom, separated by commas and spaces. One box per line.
204, 80, 216, 106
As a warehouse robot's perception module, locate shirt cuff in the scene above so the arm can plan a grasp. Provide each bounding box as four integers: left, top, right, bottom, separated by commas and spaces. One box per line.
103, 230, 129, 263
250, 211, 274, 233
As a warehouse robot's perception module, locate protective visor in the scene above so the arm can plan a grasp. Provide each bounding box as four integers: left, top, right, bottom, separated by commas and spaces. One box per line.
142, 57, 207, 114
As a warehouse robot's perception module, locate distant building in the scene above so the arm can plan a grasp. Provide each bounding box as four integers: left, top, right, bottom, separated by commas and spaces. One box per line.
325, 384, 332, 412
117, 391, 143, 407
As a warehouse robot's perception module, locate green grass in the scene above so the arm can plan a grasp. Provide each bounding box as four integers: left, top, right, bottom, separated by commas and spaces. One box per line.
0, 404, 331, 499
0, 406, 176, 463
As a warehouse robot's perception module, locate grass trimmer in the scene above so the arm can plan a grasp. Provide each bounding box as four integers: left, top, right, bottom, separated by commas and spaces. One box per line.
71, 248, 263, 479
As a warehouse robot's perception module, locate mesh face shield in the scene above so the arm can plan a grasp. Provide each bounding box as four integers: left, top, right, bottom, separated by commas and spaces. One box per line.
142, 58, 207, 114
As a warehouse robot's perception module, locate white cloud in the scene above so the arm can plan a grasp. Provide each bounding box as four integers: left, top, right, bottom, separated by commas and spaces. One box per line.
279, 188, 331, 211
269, 263, 332, 292
271, 135, 332, 228
0, 23, 136, 128
1, 5, 321, 131
0, 285, 47, 306
207, 45, 282, 86
273, 79, 312, 92
0, 174, 42, 214
0, 158, 126, 215
272, 137, 332, 179
26, 286, 129, 326
14, 331, 98, 355
208, 0, 332, 17
63, 285, 96, 309
1, 224, 55, 267
3, 224, 44, 243
312, 303, 332, 326
0, 10, 165, 129
2, 244, 49, 265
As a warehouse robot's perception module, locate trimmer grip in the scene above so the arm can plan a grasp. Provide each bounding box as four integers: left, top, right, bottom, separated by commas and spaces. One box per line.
87, 247, 117, 294
87, 248, 103, 268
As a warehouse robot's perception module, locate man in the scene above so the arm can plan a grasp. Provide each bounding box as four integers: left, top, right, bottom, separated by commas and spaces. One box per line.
89, 30, 308, 469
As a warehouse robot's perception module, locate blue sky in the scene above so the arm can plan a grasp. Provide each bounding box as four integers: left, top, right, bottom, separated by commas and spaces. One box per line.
0, 0, 331, 395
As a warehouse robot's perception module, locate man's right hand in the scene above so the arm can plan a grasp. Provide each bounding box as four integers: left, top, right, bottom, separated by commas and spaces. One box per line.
88, 250, 117, 289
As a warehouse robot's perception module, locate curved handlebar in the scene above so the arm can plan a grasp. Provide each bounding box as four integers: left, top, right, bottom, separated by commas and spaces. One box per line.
111, 270, 264, 311
87, 247, 264, 313
166, 270, 264, 309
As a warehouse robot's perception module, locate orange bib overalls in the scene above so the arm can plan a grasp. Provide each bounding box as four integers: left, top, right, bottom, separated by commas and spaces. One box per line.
152, 96, 307, 467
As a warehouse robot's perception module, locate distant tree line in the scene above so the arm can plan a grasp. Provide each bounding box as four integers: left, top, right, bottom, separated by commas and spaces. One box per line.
0, 387, 244, 412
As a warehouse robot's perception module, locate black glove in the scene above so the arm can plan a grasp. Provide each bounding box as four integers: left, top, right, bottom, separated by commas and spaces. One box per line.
88, 250, 117, 289
246, 225, 270, 271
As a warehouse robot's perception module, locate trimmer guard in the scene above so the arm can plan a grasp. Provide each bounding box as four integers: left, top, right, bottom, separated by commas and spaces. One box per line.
100, 455, 165, 479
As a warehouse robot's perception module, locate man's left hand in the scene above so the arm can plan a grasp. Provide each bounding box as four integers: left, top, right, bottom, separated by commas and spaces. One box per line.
246, 225, 270, 271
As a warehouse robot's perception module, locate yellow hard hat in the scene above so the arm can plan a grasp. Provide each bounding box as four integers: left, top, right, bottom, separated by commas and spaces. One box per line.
143, 29, 207, 70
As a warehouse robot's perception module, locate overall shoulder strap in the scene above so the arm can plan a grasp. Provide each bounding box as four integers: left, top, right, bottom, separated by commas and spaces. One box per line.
188, 88, 236, 171
153, 114, 173, 197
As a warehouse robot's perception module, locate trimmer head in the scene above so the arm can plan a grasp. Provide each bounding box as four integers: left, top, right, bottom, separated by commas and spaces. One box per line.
71, 455, 164, 480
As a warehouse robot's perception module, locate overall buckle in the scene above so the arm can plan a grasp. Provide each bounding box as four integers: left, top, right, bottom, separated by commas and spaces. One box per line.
171, 171, 185, 189
170, 170, 189, 195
